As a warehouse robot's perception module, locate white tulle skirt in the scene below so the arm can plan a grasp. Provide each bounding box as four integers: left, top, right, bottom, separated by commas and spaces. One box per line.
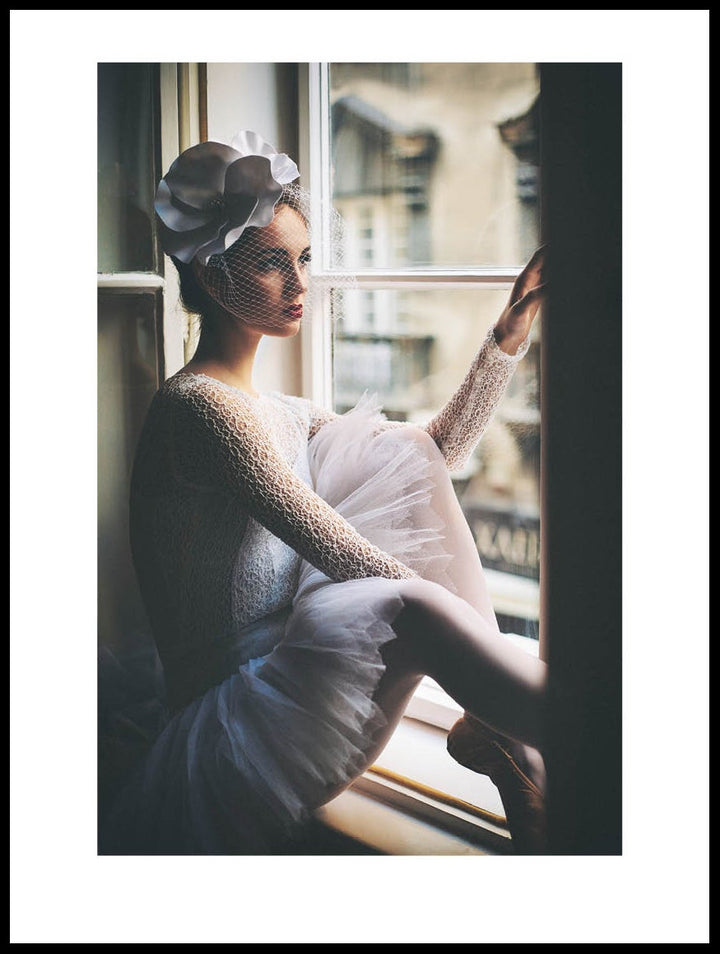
101, 398, 496, 855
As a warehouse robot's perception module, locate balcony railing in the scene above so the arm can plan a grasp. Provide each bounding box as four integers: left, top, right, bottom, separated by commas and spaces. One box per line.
462, 501, 540, 581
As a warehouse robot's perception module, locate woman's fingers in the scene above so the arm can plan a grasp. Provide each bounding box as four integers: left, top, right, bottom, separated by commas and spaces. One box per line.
512, 246, 547, 302
494, 248, 548, 343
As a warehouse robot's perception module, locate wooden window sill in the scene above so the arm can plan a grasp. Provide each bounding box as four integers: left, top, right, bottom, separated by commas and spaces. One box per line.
314, 717, 514, 855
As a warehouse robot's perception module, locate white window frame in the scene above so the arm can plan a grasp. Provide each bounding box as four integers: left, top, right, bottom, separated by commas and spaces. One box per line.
97, 64, 197, 379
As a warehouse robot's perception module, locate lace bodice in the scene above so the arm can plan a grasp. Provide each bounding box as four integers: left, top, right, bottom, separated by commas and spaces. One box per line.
129, 326, 527, 708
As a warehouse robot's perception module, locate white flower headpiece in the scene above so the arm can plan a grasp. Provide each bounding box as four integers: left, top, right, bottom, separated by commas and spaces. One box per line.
154, 130, 300, 265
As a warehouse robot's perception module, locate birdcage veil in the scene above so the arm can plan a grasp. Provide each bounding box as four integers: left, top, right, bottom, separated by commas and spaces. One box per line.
154, 132, 356, 335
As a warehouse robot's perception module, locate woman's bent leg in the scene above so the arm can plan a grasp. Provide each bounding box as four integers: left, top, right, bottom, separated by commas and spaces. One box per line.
371, 579, 548, 853
343, 574, 545, 778
386, 578, 545, 749
364, 427, 545, 747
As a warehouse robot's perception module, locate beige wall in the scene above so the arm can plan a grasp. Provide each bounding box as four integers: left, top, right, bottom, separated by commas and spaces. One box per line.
203, 63, 303, 397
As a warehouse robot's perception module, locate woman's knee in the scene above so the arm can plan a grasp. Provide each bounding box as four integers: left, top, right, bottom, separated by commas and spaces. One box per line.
396, 424, 442, 459
374, 422, 442, 462
393, 579, 464, 652
393, 577, 495, 670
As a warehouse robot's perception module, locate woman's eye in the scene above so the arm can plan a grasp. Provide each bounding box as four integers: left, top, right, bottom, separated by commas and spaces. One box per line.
257, 252, 310, 273
258, 257, 281, 273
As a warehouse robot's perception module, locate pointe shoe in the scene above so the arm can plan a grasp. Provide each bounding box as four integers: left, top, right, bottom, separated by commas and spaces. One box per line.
446, 713, 547, 854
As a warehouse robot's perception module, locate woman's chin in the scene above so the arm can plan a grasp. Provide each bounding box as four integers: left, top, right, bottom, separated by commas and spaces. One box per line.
275, 317, 303, 338
240, 315, 303, 338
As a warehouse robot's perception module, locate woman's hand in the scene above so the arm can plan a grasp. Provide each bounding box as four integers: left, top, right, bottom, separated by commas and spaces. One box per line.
493, 245, 547, 355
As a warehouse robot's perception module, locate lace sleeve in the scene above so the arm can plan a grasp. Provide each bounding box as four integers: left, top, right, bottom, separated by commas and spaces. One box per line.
308, 403, 340, 440
424, 327, 530, 471
177, 378, 417, 583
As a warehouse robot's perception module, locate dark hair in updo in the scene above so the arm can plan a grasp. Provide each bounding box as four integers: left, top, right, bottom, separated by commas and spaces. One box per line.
170, 256, 214, 319
170, 188, 309, 321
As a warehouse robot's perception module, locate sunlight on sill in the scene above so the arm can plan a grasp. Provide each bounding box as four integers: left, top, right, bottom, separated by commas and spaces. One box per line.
315, 783, 508, 856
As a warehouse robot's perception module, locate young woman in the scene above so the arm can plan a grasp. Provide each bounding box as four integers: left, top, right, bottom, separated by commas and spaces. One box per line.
103, 132, 548, 855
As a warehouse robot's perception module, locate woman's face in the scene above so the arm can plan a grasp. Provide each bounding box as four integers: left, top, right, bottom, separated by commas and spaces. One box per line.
197, 204, 311, 336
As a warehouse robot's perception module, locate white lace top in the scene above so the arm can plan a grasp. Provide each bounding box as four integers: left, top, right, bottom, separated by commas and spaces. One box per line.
129, 328, 528, 708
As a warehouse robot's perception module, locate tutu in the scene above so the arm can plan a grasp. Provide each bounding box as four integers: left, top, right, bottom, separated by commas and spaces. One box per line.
100, 397, 479, 855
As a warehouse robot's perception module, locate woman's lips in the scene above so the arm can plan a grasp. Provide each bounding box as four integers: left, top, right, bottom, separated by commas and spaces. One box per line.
284, 304, 303, 318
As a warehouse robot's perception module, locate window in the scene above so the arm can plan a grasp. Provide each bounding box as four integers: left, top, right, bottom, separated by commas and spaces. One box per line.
97, 63, 164, 661
303, 63, 543, 845
97, 63, 201, 665
307, 60, 541, 685
328, 65, 541, 645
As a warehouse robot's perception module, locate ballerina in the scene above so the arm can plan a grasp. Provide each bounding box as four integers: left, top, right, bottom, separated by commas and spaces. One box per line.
102, 131, 548, 855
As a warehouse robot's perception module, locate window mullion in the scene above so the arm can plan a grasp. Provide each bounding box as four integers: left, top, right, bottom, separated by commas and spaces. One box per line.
349, 270, 519, 291
97, 273, 165, 289
302, 63, 334, 408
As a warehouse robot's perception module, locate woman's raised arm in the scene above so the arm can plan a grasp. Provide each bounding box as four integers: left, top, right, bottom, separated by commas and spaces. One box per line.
424, 246, 547, 470
307, 247, 547, 471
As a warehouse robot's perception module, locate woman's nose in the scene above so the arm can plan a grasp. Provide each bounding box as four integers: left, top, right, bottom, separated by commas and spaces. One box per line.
285, 263, 308, 297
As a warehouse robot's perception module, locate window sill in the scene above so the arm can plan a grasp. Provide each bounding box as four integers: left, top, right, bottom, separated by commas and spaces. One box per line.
316, 719, 513, 855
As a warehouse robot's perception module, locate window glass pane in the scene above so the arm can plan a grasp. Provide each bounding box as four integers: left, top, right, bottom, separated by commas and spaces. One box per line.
98, 63, 160, 273
329, 63, 540, 269
98, 291, 159, 655
333, 287, 540, 638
